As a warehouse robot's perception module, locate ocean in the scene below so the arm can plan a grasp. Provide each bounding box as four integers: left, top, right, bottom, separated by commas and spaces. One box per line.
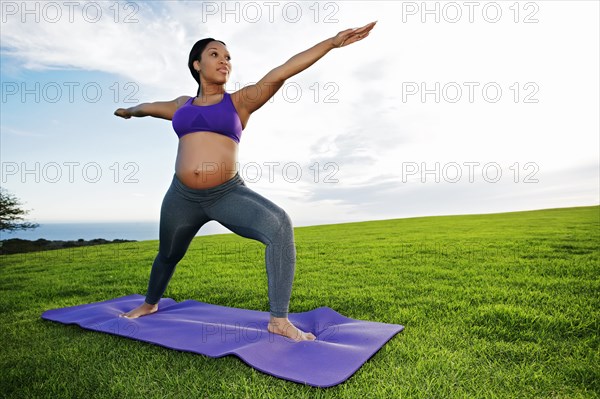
0, 221, 233, 242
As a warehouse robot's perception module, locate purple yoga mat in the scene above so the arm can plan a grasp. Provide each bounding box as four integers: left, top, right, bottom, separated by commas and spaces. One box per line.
41, 294, 404, 387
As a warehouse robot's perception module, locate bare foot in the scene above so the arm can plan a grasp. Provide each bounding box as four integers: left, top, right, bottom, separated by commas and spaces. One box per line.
119, 302, 158, 319
268, 317, 316, 342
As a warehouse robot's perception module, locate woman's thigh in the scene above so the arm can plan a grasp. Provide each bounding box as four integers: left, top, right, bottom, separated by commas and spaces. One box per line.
158, 186, 210, 259
205, 184, 292, 245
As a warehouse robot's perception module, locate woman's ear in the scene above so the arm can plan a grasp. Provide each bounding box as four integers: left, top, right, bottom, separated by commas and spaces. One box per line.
193, 60, 201, 72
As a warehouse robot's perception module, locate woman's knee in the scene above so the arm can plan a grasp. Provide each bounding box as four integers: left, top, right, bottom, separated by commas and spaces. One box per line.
271, 209, 295, 257
273, 208, 294, 237
157, 244, 188, 265
265, 209, 296, 263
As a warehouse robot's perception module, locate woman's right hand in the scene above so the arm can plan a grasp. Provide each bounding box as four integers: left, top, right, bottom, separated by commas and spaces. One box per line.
113, 99, 180, 120
114, 108, 132, 119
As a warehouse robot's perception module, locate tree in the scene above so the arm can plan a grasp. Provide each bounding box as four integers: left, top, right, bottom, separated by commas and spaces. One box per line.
0, 187, 39, 232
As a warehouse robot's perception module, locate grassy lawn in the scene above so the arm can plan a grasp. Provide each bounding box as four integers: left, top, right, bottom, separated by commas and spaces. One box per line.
1, 205, 598, 398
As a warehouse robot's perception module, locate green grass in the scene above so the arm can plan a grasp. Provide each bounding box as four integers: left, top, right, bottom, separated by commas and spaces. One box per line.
1, 205, 598, 398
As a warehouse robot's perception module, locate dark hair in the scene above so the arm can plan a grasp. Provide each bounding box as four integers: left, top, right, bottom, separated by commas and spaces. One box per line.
188, 38, 227, 97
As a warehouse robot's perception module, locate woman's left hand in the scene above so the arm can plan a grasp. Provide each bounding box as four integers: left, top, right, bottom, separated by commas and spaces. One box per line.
332, 21, 377, 48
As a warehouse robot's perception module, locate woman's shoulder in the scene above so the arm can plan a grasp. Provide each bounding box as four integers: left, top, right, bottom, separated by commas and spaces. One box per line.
174, 95, 194, 109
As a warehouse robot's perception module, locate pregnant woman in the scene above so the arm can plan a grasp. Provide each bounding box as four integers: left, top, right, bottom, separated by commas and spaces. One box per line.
114, 21, 376, 341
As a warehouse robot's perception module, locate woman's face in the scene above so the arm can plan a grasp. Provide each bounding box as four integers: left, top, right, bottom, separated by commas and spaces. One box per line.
195, 41, 231, 85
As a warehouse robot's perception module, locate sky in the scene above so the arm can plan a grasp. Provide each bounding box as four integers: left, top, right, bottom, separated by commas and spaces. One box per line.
1, 0, 598, 237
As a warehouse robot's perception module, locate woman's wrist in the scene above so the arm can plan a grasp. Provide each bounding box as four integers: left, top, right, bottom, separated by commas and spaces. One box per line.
328, 37, 339, 49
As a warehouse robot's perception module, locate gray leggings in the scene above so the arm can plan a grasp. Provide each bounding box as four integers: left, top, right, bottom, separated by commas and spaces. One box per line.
144, 172, 296, 318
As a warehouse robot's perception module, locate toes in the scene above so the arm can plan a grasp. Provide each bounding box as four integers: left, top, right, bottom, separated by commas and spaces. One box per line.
303, 332, 317, 341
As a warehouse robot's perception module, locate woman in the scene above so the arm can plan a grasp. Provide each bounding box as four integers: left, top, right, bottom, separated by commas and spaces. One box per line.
114, 21, 377, 342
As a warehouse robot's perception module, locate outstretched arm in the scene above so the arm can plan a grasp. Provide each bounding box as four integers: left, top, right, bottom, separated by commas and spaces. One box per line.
114, 96, 189, 121
235, 21, 377, 115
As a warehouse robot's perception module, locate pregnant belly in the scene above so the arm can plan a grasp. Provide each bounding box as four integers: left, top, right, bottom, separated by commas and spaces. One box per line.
175, 132, 239, 189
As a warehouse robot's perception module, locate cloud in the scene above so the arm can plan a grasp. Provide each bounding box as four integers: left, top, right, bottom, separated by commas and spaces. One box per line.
0, 125, 46, 137
352, 58, 387, 82
299, 161, 599, 220
0, 2, 203, 88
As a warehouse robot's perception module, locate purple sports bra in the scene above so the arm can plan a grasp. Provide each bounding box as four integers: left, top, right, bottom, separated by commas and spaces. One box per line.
172, 92, 243, 143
